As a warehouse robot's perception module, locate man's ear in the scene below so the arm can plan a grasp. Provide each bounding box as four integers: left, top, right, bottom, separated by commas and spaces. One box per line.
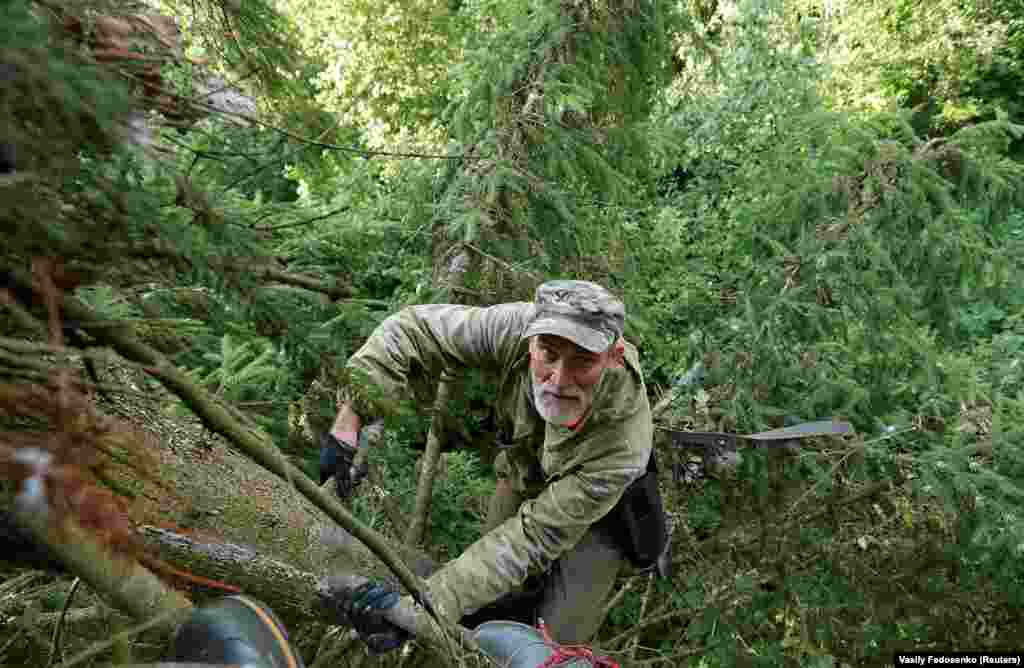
609, 338, 626, 367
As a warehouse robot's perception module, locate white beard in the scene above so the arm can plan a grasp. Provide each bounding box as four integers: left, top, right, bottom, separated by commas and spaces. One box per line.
531, 379, 591, 427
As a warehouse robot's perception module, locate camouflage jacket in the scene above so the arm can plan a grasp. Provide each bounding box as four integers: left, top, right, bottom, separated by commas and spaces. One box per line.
346, 303, 652, 622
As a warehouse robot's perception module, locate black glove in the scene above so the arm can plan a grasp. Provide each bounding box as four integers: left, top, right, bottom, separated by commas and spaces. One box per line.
325, 581, 409, 654
319, 432, 367, 499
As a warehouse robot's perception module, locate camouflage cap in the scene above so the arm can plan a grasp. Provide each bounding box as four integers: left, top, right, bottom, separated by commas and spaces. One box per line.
523, 280, 625, 353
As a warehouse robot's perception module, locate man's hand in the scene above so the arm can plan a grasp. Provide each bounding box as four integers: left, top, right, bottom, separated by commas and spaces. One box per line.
324, 581, 410, 654
319, 432, 367, 499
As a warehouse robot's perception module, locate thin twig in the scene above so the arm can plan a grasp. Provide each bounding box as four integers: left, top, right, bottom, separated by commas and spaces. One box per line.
606, 605, 692, 649
682, 479, 893, 569
0, 628, 27, 664
218, 139, 315, 194
781, 445, 864, 521
364, 468, 411, 539
600, 579, 634, 622
0, 572, 45, 601
460, 242, 541, 280
591, 579, 634, 639
37, 607, 107, 628
252, 205, 351, 231
629, 572, 655, 661
233, 400, 293, 407
629, 646, 708, 666
46, 577, 82, 668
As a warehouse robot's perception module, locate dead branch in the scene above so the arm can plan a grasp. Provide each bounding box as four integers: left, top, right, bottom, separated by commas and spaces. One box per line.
46, 576, 82, 668
606, 603, 692, 650
97, 241, 354, 300
405, 378, 454, 547
629, 572, 655, 661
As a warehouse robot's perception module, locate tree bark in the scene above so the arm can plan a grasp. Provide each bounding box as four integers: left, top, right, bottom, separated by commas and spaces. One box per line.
138, 525, 321, 622
137, 525, 477, 656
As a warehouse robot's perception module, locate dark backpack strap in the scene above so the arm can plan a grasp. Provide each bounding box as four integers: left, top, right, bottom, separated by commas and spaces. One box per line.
599, 450, 668, 570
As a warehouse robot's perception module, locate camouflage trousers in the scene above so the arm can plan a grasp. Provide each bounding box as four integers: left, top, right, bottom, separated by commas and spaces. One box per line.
483, 451, 626, 645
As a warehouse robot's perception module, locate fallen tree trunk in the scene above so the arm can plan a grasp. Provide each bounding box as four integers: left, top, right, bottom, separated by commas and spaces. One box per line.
138, 525, 477, 653
4, 266, 427, 603
10, 490, 472, 662
0, 266, 481, 665
137, 525, 321, 623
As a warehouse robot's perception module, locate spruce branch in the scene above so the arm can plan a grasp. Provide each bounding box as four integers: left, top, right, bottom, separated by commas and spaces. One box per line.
102, 241, 354, 300
252, 205, 352, 231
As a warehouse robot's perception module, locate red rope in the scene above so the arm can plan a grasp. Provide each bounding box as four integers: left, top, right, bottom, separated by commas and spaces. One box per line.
536, 620, 620, 668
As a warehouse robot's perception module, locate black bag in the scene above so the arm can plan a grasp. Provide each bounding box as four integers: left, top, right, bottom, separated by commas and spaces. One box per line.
459, 574, 546, 628
601, 451, 668, 569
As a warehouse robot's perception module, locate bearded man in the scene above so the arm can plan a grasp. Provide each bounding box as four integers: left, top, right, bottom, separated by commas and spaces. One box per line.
321, 280, 656, 652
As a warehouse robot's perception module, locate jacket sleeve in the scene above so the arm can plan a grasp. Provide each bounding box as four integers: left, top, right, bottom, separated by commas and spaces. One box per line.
423, 412, 650, 623
344, 303, 532, 414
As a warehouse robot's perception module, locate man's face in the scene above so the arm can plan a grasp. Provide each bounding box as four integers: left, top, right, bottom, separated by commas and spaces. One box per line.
529, 334, 616, 426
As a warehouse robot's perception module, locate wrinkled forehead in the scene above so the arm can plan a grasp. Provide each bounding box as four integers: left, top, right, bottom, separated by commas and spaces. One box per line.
531, 333, 602, 357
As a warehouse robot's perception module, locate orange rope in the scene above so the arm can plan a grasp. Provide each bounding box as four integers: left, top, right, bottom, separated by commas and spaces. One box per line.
537, 620, 620, 668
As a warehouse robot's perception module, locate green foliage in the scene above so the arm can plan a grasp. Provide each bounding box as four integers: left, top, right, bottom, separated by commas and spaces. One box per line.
274, 0, 491, 154
825, 0, 1024, 134
0, 2, 163, 262
642, 109, 1024, 432
358, 435, 495, 559
159, 0, 308, 101
188, 334, 284, 400
5, 0, 1024, 662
